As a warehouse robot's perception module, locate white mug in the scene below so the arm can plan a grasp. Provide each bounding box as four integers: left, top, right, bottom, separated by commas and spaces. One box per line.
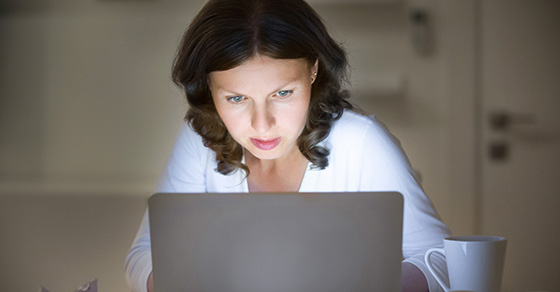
424, 235, 507, 292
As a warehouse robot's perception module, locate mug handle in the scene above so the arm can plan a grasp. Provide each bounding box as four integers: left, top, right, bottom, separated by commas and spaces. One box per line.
424, 248, 450, 292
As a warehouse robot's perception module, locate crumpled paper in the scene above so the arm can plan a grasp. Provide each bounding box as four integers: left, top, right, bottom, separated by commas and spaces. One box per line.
39, 278, 97, 292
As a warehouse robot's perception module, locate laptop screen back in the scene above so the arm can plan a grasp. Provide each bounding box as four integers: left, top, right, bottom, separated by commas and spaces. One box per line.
149, 192, 403, 292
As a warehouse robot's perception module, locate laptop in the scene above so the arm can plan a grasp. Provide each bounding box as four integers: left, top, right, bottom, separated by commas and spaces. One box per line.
149, 192, 403, 292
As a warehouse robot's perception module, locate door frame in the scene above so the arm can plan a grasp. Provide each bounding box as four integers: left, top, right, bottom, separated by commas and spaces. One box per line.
440, 1, 480, 235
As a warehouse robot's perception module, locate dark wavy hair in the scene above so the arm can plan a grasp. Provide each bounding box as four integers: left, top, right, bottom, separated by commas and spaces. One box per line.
172, 0, 353, 175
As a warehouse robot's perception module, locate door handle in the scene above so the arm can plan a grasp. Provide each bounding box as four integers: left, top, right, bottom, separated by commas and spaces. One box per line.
489, 110, 536, 131
488, 110, 537, 162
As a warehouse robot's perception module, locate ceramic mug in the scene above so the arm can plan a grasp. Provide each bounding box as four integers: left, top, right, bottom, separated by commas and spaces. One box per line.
425, 236, 507, 292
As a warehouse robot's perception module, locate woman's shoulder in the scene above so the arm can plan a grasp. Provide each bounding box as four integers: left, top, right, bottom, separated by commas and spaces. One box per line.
169, 121, 213, 159
176, 121, 204, 144
328, 110, 404, 158
330, 110, 392, 142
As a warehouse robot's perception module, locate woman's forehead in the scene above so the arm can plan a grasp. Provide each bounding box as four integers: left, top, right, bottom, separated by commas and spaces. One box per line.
220, 55, 311, 73
209, 55, 312, 89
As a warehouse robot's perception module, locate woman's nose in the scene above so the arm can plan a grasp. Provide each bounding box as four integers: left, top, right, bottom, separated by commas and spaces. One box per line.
251, 106, 275, 134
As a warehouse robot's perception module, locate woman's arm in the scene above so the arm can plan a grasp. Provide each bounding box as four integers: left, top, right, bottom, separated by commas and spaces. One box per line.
355, 115, 450, 291
126, 123, 210, 292
125, 210, 153, 292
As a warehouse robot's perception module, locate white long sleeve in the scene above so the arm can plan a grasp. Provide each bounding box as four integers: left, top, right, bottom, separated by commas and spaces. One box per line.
125, 209, 152, 292
125, 123, 210, 292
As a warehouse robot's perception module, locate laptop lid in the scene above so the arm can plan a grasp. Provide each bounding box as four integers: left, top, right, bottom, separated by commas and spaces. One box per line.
149, 192, 403, 292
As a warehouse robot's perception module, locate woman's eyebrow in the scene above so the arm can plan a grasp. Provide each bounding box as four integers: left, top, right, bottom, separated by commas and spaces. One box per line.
266, 82, 297, 96
216, 88, 245, 96
217, 80, 299, 97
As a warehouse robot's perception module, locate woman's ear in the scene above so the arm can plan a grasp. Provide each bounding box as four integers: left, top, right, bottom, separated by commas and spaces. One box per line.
311, 60, 319, 84
312, 59, 319, 74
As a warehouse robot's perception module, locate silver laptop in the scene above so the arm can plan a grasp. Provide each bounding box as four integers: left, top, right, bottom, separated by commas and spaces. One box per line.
149, 192, 403, 292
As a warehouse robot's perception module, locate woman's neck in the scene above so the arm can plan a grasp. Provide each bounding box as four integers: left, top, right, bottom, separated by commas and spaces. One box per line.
245, 149, 309, 193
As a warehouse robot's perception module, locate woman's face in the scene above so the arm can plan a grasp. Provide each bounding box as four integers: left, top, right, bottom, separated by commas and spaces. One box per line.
209, 55, 317, 161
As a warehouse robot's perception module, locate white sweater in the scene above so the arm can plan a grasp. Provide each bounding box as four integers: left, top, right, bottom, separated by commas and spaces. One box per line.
125, 110, 450, 292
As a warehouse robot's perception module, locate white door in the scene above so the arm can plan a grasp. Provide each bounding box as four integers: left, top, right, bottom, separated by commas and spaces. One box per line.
479, 1, 560, 291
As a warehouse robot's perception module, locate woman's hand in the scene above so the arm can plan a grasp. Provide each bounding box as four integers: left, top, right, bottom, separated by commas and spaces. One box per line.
147, 272, 154, 292
401, 262, 429, 292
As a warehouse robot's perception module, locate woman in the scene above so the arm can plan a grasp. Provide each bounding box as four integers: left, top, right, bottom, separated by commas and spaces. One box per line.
125, 0, 450, 291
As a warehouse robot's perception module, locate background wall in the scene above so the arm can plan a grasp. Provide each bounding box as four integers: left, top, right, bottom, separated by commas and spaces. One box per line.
0, 0, 195, 194
1, 0, 457, 207
0, 0, 475, 291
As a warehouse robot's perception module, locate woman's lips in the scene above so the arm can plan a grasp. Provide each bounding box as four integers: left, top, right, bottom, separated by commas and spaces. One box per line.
250, 137, 281, 150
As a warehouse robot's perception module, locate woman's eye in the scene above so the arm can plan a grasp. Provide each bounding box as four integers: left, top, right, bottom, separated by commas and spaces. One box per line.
227, 95, 245, 103
275, 90, 293, 98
